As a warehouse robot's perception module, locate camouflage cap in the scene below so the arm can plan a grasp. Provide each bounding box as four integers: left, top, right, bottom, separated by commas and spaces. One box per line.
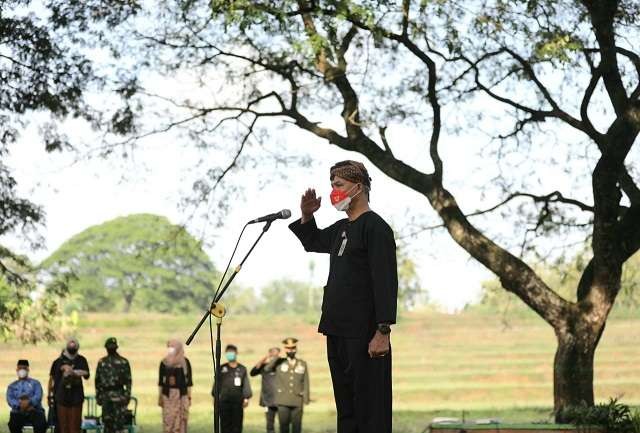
104, 337, 118, 348
282, 337, 298, 348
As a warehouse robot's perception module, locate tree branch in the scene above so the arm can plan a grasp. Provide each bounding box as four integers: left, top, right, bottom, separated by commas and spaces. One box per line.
514, 191, 594, 213
285, 2, 570, 328
330, 9, 444, 181
457, 50, 597, 139
580, 55, 604, 142
615, 46, 640, 100
401, 0, 410, 37
620, 166, 640, 206
378, 126, 394, 157
582, 1, 629, 116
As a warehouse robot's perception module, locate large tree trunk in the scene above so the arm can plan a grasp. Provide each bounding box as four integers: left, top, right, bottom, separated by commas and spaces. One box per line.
553, 328, 597, 421
553, 295, 612, 422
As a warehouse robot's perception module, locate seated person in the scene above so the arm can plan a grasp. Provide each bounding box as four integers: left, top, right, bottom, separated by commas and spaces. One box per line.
6, 359, 48, 433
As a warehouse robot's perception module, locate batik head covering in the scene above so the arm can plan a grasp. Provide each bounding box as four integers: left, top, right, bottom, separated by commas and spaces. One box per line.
329, 160, 372, 191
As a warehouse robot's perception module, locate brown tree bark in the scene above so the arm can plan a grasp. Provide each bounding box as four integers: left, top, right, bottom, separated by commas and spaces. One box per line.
552, 303, 609, 421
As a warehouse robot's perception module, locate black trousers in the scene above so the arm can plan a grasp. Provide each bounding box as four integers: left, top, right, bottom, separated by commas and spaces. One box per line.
9, 409, 48, 433
266, 406, 278, 433
277, 405, 302, 433
327, 335, 392, 433
220, 400, 244, 433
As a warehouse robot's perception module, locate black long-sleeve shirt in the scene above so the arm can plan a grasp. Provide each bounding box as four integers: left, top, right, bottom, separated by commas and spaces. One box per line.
289, 211, 398, 338
158, 359, 193, 397
250, 364, 277, 407
49, 354, 90, 406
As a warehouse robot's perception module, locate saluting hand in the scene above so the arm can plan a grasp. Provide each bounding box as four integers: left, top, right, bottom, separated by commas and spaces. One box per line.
300, 189, 321, 223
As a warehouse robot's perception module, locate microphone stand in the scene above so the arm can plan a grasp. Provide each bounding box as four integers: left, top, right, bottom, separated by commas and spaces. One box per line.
186, 220, 274, 433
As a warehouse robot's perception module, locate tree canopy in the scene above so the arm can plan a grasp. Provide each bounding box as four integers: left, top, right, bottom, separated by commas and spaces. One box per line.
0, 249, 69, 343
41, 214, 219, 313
1, 0, 138, 243
1, 0, 139, 338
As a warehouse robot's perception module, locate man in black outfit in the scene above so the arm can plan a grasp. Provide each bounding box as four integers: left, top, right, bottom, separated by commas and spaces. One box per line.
289, 160, 397, 433
214, 344, 252, 433
250, 347, 281, 433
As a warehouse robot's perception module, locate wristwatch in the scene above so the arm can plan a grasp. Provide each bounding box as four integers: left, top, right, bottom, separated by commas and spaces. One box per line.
377, 323, 391, 335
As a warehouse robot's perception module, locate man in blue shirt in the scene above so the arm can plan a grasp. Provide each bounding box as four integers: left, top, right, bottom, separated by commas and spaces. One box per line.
6, 359, 48, 433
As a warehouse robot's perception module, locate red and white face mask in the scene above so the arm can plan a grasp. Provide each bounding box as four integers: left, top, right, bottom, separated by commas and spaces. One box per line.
330, 184, 359, 212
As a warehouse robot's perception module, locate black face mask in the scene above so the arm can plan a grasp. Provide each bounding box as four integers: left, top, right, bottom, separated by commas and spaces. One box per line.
106, 347, 118, 356
286, 351, 296, 359
67, 347, 78, 355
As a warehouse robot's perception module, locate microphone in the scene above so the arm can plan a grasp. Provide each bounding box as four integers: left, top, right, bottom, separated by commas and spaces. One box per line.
248, 209, 292, 224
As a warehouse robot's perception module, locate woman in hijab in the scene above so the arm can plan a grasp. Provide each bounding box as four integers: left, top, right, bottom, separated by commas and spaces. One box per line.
158, 339, 193, 433
47, 338, 90, 433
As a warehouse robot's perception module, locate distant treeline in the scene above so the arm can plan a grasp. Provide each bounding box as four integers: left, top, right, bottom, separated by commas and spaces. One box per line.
39, 214, 427, 314
39, 213, 639, 317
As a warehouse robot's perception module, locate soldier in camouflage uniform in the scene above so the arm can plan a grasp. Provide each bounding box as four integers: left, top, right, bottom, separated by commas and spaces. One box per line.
95, 337, 132, 433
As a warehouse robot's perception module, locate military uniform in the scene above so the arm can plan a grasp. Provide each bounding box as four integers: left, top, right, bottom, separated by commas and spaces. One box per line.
95, 338, 132, 433
265, 338, 309, 433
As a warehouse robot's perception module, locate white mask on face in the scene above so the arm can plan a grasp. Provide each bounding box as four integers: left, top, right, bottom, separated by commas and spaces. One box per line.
17, 369, 28, 379
167, 347, 176, 356
334, 196, 351, 212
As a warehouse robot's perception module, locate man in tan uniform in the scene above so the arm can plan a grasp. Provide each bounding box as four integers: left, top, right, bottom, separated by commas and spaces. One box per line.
264, 338, 309, 433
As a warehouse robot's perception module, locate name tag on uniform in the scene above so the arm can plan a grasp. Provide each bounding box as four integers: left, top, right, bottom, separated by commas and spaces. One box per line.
338, 231, 347, 256
234, 377, 241, 387
294, 365, 305, 374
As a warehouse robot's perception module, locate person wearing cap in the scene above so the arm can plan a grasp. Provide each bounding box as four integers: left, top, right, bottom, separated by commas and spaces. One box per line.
48, 337, 90, 433
212, 344, 252, 433
95, 337, 132, 433
250, 346, 281, 433
264, 338, 309, 433
289, 160, 398, 433
6, 359, 48, 433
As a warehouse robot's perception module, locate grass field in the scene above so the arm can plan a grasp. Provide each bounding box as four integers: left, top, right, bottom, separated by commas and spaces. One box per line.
1, 310, 639, 433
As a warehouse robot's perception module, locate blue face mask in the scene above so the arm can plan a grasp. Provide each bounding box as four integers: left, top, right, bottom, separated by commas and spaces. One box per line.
225, 352, 237, 362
